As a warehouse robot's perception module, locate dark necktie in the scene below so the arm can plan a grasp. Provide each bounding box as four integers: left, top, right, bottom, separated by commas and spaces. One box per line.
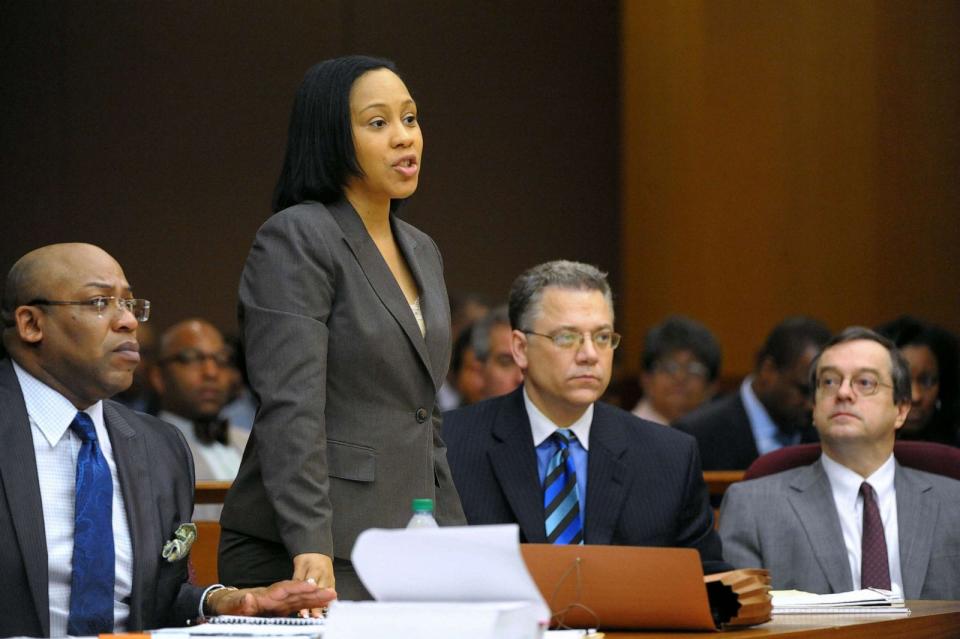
860, 482, 891, 590
68, 412, 115, 635
543, 429, 584, 544
193, 418, 230, 445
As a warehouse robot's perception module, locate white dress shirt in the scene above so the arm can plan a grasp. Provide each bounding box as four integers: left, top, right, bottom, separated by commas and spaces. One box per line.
821, 452, 903, 594
13, 361, 134, 635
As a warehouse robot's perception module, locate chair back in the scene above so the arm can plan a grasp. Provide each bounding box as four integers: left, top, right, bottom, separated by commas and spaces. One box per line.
743, 440, 960, 481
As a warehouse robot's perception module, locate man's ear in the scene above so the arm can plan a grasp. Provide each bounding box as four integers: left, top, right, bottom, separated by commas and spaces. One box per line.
14, 306, 44, 345
510, 329, 529, 371
893, 400, 911, 432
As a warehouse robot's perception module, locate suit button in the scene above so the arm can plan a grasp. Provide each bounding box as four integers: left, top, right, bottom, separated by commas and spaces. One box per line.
415, 407, 428, 423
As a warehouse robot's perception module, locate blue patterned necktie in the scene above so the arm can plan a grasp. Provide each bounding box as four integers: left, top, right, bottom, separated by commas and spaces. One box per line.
543, 429, 584, 544
68, 411, 115, 635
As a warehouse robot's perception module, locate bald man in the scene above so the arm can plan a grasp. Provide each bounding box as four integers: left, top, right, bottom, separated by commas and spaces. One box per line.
0, 243, 333, 637
152, 319, 249, 483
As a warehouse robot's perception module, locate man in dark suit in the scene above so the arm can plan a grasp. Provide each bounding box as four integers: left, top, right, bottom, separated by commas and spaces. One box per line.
443, 260, 728, 572
674, 317, 831, 470
719, 327, 960, 598
0, 243, 333, 637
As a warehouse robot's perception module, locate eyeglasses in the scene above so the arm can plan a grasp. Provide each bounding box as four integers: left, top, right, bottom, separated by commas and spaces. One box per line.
29, 296, 151, 322
160, 349, 232, 368
654, 359, 709, 379
816, 371, 893, 397
524, 329, 621, 350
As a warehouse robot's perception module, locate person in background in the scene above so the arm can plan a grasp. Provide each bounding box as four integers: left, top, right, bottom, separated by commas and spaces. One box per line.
471, 305, 523, 400
0, 243, 334, 637
719, 327, 960, 598
876, 316, 959, 446
218, 55, 465, 603
633, 315, 721, 425
446, 323, 486, 408
219, 334, 257, 430
675, 316, 831, 469
151, 320, 249, 481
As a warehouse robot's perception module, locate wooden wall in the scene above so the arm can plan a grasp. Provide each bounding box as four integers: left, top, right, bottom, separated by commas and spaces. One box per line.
620, 0, 960, 377
1, 1, 620, 337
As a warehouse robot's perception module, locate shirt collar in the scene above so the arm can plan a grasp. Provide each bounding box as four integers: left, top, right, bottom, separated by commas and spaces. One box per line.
12, 360, 104, 447
821, 451, 896, 509
524, 385, 592, 450
741, 376, 779, 434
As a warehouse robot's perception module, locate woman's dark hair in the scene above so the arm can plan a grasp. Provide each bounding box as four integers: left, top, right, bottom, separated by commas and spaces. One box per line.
876, 315, 960, 444
272, 55, 399, 212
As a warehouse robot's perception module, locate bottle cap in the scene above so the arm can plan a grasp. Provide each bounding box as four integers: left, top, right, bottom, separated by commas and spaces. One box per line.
411, 498, 434, 512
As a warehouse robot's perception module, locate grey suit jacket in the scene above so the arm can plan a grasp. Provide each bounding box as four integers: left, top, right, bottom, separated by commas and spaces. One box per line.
220, 199, 465, 561
719, 458, 960, 599
0, 359, 203, 637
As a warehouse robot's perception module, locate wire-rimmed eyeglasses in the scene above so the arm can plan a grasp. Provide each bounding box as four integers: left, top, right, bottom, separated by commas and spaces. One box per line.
524, 329, 621, 350
28, 296, 151, 322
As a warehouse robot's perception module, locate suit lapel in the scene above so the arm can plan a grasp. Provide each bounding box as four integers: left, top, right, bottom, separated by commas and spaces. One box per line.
0, 360, 50, 636
104, 402, 157, 631
895, 464, 936, 599
488, 390, 546, 542
786, 461, 853, 593
393, 217, 448, 391
329, 200, 437, 386
583, 406, 628, 544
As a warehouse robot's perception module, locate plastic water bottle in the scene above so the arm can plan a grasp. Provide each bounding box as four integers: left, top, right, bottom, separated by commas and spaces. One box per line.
406, 498, 439, 528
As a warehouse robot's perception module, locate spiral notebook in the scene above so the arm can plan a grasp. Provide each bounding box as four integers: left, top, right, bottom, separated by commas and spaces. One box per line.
206, 616, 325, 625
153, 615, 324, 637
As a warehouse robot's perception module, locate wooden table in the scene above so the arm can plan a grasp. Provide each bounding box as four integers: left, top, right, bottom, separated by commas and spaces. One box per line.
603, 601, 960, 638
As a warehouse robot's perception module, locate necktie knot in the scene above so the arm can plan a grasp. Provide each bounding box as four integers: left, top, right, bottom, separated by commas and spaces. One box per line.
552, 429, 576, 450
860, 481, 876, 500
70, 412, 97, 443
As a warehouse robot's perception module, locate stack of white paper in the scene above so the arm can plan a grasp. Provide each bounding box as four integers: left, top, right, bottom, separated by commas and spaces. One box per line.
324, 601, 541, 639
322, 524, 549, 639
772, 588, 908, 614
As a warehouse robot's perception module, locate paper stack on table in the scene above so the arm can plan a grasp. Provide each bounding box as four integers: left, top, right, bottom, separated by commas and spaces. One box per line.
323, 524, 548, 639
771, 588, 909, 614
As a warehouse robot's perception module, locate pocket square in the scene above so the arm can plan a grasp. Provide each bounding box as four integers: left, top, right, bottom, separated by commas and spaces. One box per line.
161, 523, 198, 562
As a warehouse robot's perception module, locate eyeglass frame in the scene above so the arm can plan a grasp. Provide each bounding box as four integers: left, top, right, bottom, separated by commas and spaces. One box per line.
523, 329, 621, 350
27, 296, 151, 322
815, 369, 894, 397
159, 348, 233, 368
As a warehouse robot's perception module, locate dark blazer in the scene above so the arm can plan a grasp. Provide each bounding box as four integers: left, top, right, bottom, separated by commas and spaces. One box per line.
220, 200, 465, 565
0, 358, 202, 637
443, 386, 729, 573
720, 459, 960, 598
674, 391, 818, 471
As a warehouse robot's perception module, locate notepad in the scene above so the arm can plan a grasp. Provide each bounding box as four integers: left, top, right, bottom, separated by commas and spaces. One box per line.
206, 616, 325, 625
771, 588, 909, 614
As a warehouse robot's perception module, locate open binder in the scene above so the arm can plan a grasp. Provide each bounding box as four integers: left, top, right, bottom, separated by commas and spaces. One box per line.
521, 544, 771, 631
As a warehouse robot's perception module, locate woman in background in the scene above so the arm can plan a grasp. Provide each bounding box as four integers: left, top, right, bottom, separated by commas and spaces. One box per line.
877, 315, 959, 446
218, 56, 465, 601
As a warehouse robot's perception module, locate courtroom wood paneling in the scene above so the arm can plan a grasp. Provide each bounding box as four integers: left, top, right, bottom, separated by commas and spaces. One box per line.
1, 2, 619, 334
621, 1, 960, 378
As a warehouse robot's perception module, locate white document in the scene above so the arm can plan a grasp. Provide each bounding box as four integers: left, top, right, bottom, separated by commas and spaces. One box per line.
152, 622, 323, 638
771, 588, 908, 614
324, 601, 541, 639
351, 523, 550, 623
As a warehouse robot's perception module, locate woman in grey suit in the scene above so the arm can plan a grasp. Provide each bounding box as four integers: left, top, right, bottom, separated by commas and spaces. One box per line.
218, 56, 465, 602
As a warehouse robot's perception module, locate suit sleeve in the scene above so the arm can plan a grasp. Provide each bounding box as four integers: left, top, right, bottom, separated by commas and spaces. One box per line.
717, 483, 765, 569
675, 439, 731, 573
238, 212, 336, 557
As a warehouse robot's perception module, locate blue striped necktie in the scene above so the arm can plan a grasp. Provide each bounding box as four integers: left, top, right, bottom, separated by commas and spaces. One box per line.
68, 411, 115, 635
543, 429, 584, 544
